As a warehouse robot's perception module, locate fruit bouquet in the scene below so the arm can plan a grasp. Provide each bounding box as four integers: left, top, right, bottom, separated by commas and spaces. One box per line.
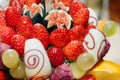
0, 0, 119, 80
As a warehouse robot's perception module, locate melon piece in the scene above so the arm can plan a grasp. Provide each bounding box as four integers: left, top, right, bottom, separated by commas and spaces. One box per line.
44, 9, 73, 32
22, 3, 45, 24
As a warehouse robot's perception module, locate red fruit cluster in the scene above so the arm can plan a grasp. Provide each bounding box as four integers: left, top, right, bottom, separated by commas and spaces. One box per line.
48, 24, 96, 66
2, 15, 50, 57
48, 26, 86, 65
0, 0, 96, 67
47, 0, 96, 65
0, 0, 98, 78
0, 0, 101, 80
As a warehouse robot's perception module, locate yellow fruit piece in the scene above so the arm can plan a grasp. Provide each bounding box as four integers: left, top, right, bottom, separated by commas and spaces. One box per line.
92, 60, 120, 73
88, 60, 120, 80
98, 19, 107, 31
89, 71, 120, 80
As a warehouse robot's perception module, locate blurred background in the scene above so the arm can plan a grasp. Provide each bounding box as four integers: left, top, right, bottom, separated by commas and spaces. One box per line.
81, 0, 120, 23
107, 0, 120, 23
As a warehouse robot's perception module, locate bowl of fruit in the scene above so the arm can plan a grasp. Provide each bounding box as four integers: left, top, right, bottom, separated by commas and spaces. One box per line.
0, 0, 120, 80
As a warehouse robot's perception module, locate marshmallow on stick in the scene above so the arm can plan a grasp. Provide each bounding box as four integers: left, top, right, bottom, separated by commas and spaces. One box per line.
24, 38, 52, 79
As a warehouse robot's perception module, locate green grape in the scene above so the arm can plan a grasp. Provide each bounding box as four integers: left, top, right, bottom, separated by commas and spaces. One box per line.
76, 53, 95, 71
70, 62, 86, 79
2, 49, 20, 68
9, 60, 26, 79
102, 20, 118, 37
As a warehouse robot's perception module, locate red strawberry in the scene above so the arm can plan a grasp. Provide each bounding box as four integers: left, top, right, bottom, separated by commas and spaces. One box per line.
0, 27, 15, 45
25, 0, 40, 6
0, 19, 7, 28
73, 9, 89, 26
58, 0, 73, 6
16, 15, 33, 38
11, 34, 26, 57
63, 40, 84, 61
34, 0, 40, 4
85, 25, 96, 35
50, 28, 70, 48
69, 1, 89, 26
5, 6, 21, 29
30, 23, 49, 49
79, 74, 96, 80
9, 0, 23, 14
0, 10, 6, 27
69, 25, 85, 41
0, 70, 6, 80
0, 10, 6, 20
47, 47, 65, 67
70, 1, 87, 16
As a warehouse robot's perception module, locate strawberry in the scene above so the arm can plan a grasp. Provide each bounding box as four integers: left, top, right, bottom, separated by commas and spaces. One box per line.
50, 28, 70, 48
63, 40, 84, 61
5, 6, 21, 29
0, 10, 6, 20
30, 23, 49, 49
34, 0, 40, 4
69, 1, 87, 16
16, 15, 33, 38
0, 27, 15, 45
58, 0, 73, 6
72, 9, 89, 26
0, 10, 6, 27
0, 70, 6, 80
85, 24, 96, 35
69, 1, 89, 26
11, 34, 26, 57
9, 0, 23, 14
47, 47, 65, 67
0, 19, 6, 28
25, 0, 40, 6
79, 74, 96, 80
69, 25, 85, 41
